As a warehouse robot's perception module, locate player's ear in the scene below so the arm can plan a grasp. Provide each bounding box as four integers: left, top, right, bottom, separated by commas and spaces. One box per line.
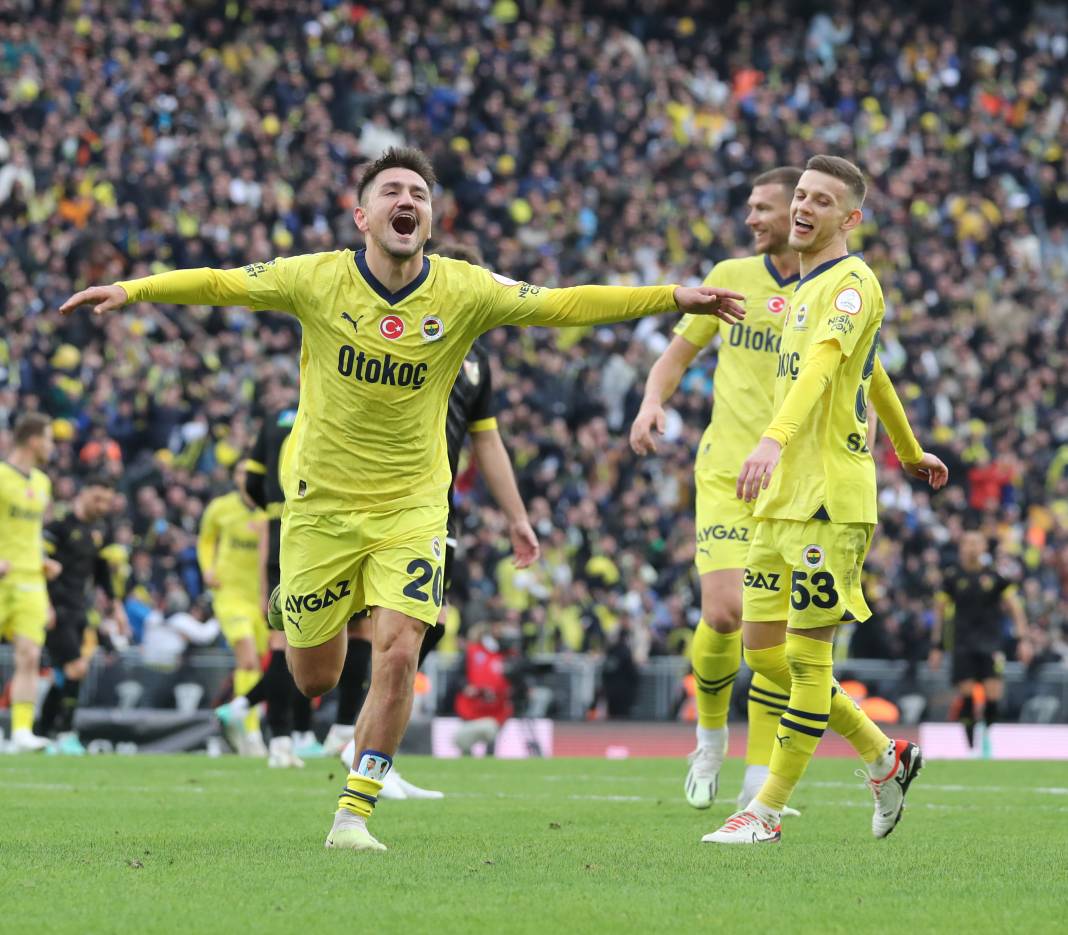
353, 204, 369, 234
841, 206, 863, 233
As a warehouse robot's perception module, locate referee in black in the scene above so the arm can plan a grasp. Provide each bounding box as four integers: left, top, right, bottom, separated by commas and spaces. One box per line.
38, 476, 127, 752
929, 530, 1031, 754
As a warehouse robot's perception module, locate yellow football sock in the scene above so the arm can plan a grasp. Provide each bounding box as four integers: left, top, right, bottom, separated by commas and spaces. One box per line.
691, 621, 741, 729
338, 771, 384, 818
11, 701, 34, 733
745, 672, 789, 767
829, 680, 891, 764
743, 643, 792, 694
338, 750, 392, 818
756, 633, 833, 811
233, 668, 262, 734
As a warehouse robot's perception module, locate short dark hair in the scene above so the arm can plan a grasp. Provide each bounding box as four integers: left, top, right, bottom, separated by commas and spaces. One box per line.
13, 412, 51, 445
433, 242, 484, 265
81, 473, 113, 491
752, 166, 802, 193
805, 155, 867, 207
356, 147, 437, 203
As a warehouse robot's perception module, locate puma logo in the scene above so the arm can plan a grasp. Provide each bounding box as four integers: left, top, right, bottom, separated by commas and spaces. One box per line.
775, 734, 790, 748
286, 614, 302, 631
340, 312, 363, 333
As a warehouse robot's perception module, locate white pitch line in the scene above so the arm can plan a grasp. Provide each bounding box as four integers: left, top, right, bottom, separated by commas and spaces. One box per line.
539, 775, 1068, 796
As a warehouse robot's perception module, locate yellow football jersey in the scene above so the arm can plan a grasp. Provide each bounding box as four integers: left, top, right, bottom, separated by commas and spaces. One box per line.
756, 255, 885, 524
138, 251, 675, 515
674, 255, 798, 476
197, 491, 265, 601
0, 461, 51, 576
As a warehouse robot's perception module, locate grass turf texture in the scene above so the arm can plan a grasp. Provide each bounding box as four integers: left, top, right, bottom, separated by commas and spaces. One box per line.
1, 755, 1064, 934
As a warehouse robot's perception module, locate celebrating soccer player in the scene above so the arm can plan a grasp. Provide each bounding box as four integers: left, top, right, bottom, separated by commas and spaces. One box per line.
631, 168, 808, 814
0, 413, 56, 752
60, 147, 745, 852
330, 241, 539, 801
703, 155, 948, 844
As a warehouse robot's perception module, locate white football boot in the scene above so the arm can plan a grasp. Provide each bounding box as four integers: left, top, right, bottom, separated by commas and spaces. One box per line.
702, 809, 782, 845
324, 809, 386, 852
860, 739, 924, 838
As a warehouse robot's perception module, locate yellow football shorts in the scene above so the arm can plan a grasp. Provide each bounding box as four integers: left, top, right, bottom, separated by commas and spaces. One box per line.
742, 517, 874, 628
279, 503, 447, 648
0, 574, 49, 647
694, 469, 756, 574
214, 591, 269, 655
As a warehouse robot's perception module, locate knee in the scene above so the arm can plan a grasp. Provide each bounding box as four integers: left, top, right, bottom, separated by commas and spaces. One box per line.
14, 641, 40, 670
368, 641, 419, 703
701, 602, 741, 634
293, 669, 339, 699
65, 657, 89, 681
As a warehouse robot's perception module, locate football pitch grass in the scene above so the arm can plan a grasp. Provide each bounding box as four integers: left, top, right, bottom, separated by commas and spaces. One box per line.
2, 755, 1064, 934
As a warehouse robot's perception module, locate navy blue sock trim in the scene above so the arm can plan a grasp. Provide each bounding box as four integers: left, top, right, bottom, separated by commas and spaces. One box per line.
339, 788, 378, 806
749, 694, 787, 712
785, 706, 830, 722
749, 684, 790, 702
779, 717, 826, 738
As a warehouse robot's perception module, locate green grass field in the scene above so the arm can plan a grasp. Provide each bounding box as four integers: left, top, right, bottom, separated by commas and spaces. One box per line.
1, 755, 1064, 934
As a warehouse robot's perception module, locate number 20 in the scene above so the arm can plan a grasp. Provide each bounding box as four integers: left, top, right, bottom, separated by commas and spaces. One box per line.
403, 559, 443, 607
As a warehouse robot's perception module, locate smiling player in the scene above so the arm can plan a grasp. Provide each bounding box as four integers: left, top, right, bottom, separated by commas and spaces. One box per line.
60, 147, 746, 853
704, 155, 948, 845
631, 168, 804, 812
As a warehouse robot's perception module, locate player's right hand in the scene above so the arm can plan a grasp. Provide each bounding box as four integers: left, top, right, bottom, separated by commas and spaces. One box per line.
630, 403, 666, 455
673, 285, 746, 324
203, 570, 220, 589
0, 559, 9, 579
927, 648, 943, 671
904, 452, 949, 490
59, 284, 128, 316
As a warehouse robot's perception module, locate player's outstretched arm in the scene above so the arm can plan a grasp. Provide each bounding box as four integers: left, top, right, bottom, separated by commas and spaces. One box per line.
630, 335, 700, 455
60, 267, 253, 316
870, 357, 948, 490
486, 279, 745, 331
737, 341, 841, 501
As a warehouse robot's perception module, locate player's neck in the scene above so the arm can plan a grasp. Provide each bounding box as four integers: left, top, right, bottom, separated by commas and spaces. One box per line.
7, 448, 35, 474
799, 239, 848, 278
767, 250, 799, 280
363, 243, 425, 294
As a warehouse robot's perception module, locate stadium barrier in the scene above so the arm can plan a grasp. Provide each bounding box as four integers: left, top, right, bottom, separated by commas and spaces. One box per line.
0, 647, 1065, 728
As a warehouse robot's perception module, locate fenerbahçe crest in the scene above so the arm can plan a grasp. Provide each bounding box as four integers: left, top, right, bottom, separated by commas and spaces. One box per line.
421, 315, 444, 342
803, 544, 825, 569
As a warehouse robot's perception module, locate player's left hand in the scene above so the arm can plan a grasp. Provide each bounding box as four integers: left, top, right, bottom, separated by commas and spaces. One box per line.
737, 437, 782, 502
43, 557, 63, 580
510, 519, 541, 569
903, 452, 949, 490
673, 286, 746, 324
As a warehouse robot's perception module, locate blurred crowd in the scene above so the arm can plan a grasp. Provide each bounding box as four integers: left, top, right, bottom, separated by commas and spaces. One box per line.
3, 0, 1068, 672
